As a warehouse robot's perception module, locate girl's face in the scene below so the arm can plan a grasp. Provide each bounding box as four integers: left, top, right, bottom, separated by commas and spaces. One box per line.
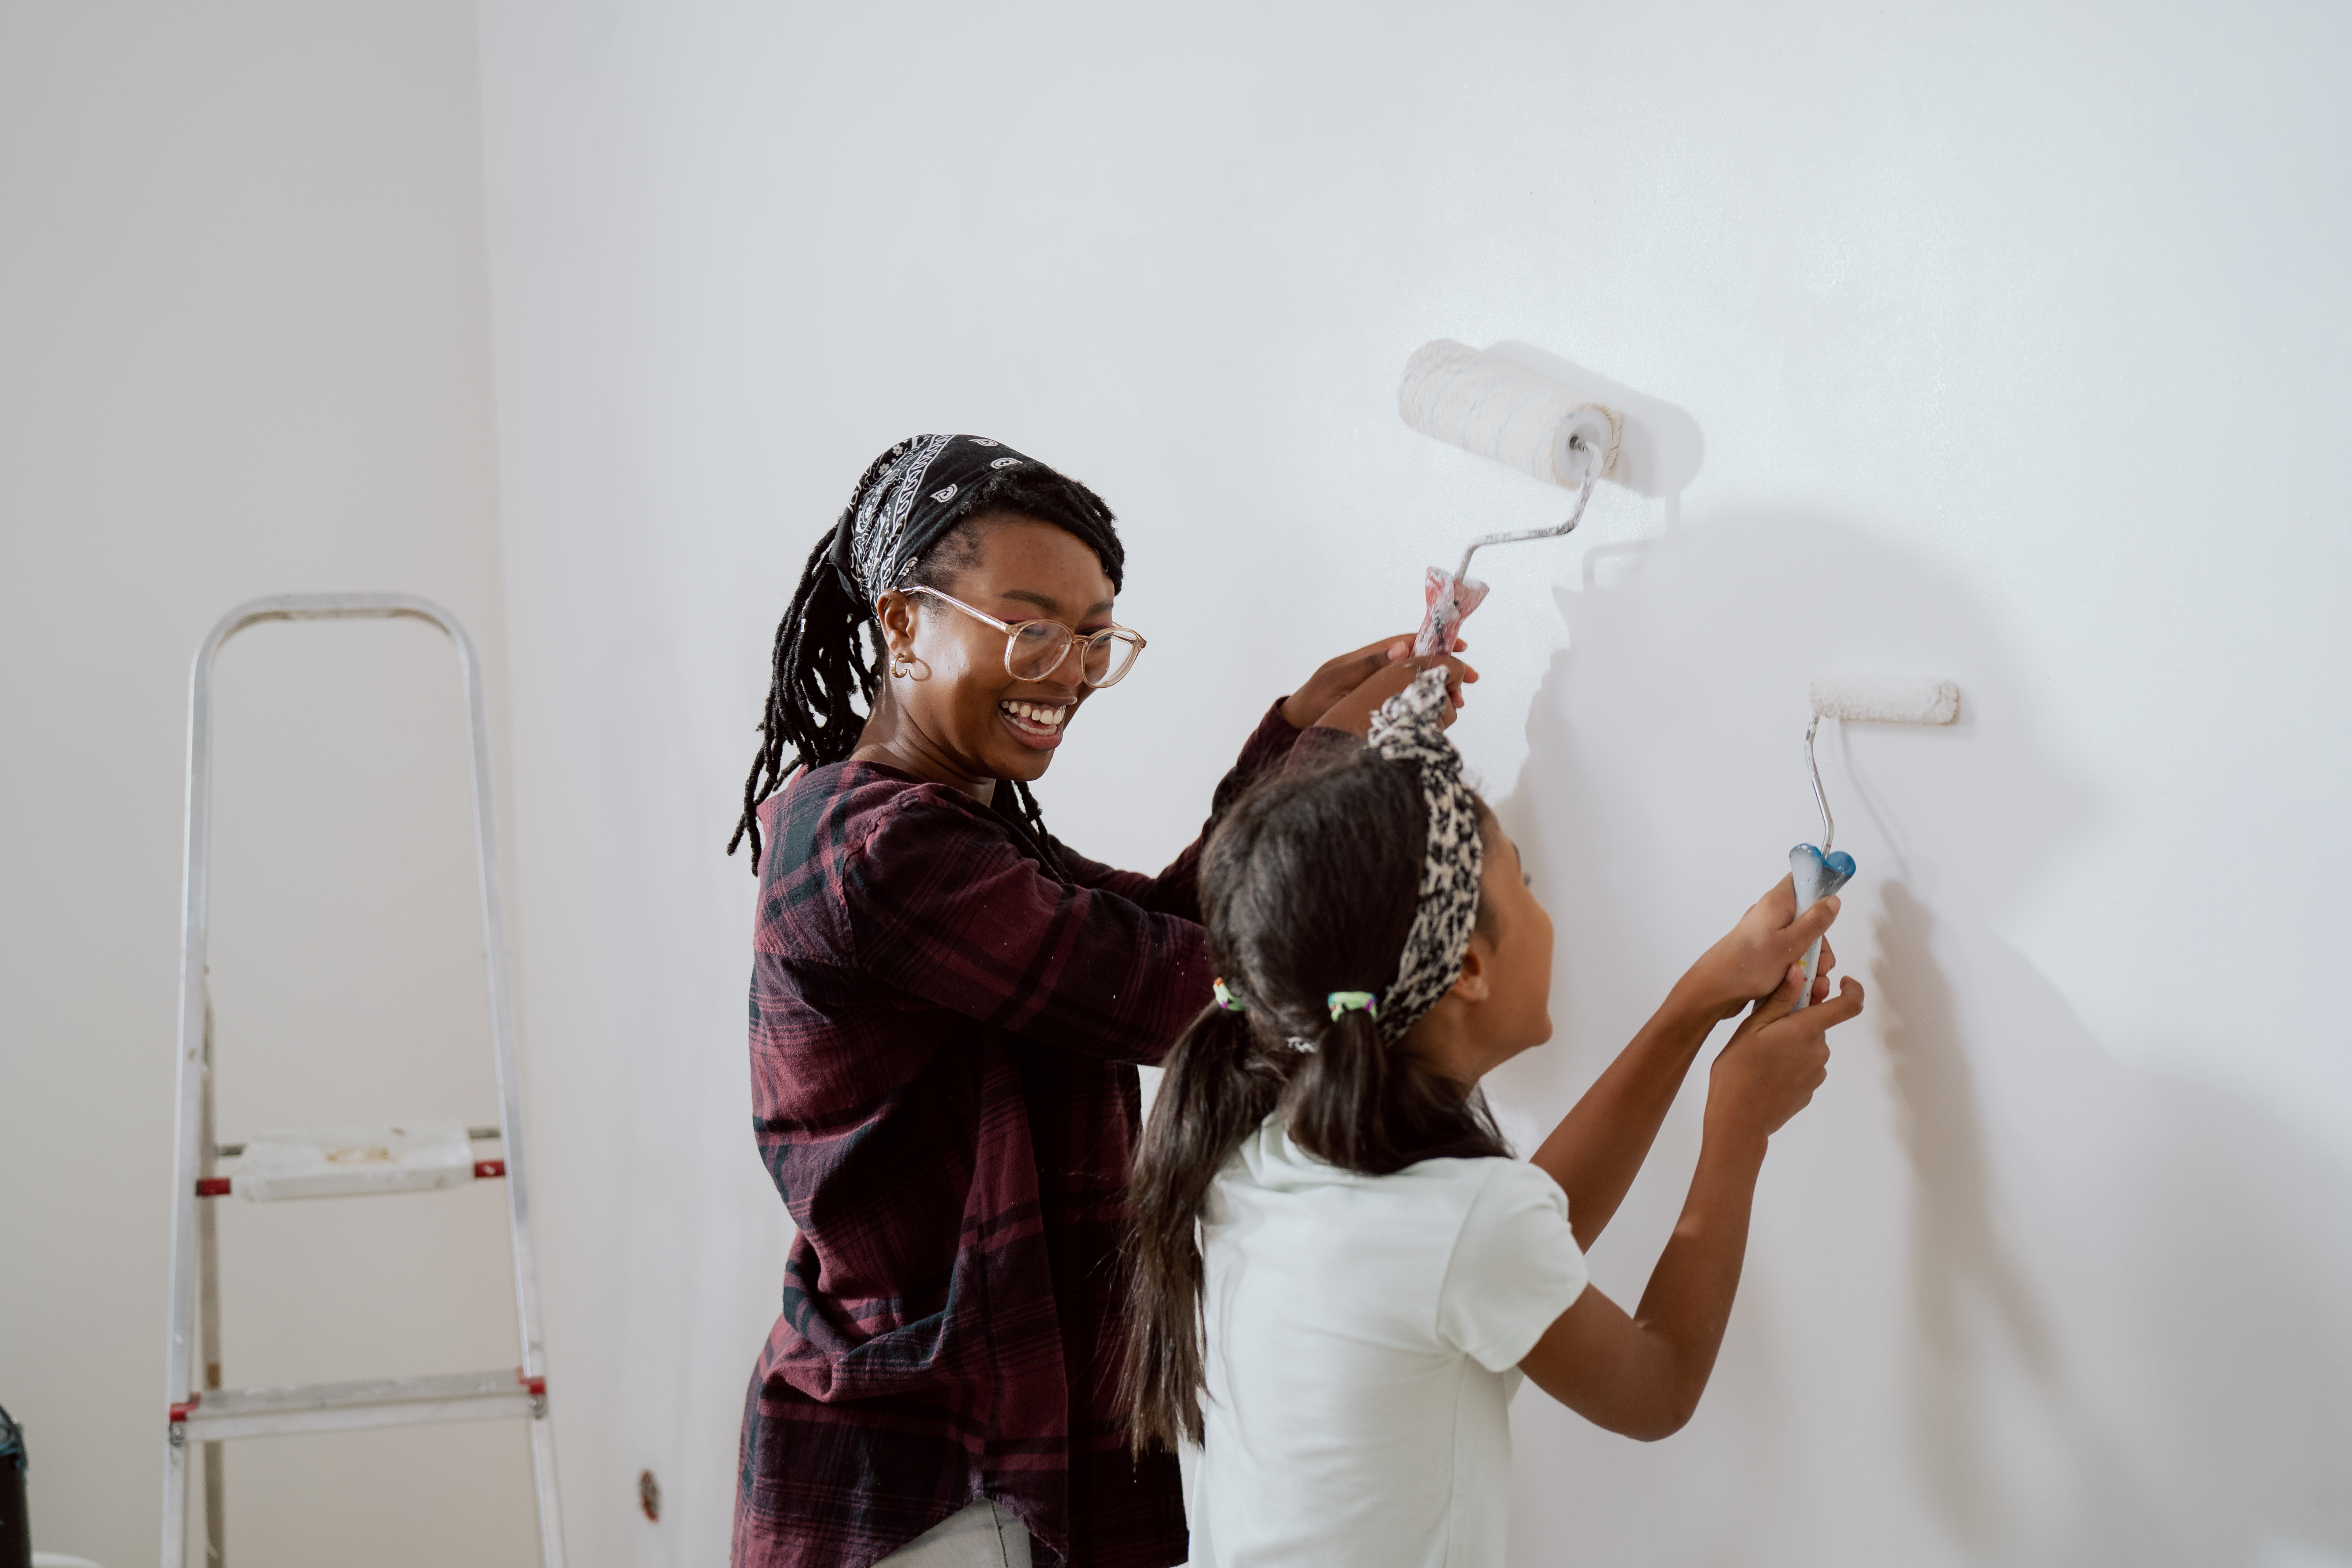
1407, 820, 1558, 1085
1474, 824, 1557, 1059
875, 517, 1118, 787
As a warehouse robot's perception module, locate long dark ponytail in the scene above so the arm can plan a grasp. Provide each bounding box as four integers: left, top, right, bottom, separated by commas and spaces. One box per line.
728, 443, 1125, 875
1124, 751, 1508, 1453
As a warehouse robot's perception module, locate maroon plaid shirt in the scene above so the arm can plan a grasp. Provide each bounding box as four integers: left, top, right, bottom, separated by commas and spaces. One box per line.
733, 701, 1308, 1568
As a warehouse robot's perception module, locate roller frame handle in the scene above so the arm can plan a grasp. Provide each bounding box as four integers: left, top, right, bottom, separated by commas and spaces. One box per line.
1788, 844, 1855, 1011
1408, 456, 1603, 658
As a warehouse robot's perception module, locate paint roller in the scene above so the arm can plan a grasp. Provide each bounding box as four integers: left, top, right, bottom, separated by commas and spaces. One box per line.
1396, 339, 1627, 655
1789, 673, 1961, 1008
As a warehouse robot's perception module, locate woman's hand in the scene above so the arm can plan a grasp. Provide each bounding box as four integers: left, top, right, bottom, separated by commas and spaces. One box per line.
1281, 635, 1408, 728
1675, 876, 1840, 1022
1283, 635, 1480, 736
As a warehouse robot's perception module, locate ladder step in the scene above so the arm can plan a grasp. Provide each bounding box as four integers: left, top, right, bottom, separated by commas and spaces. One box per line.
198, 1122, 485, 1201
211, 1125, 502, 1160
175, 1368, 545, 1442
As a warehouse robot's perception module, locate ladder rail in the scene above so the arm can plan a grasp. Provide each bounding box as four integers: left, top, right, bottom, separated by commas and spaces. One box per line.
198, 1001, 224, 1567
163, 594, 565, 1568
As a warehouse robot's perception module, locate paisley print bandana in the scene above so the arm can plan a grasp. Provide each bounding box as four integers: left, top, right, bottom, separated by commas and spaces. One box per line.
826, 434, 1044, 604
1366, 668, 1485, 1042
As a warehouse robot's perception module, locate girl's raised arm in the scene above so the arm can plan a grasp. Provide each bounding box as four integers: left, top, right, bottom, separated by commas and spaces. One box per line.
1530, 877, 1841, 1249
1519, 965, 1862, 1438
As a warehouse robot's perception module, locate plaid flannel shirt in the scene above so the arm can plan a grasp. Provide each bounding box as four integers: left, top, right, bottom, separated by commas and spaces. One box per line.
733, 701, 1309, 1568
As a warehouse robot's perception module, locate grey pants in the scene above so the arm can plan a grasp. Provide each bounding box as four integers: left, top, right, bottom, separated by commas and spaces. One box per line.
872, 1500, 1033, 1568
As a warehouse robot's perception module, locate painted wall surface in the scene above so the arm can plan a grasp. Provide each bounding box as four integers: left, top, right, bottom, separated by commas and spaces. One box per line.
465, 2, 2352, 1565
0, 7, 534, 1566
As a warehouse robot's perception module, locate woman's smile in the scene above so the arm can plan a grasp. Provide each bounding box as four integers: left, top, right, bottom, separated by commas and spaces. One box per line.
999, 697, 1072, 747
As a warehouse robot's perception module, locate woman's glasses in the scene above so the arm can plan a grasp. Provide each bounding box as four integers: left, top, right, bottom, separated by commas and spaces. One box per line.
905, 585, 1147, 688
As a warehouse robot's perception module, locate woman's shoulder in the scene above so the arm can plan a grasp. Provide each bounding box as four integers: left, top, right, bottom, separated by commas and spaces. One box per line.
786, 756, 979, 811
751, 762, 1008, 955
763, 759, 1001, 864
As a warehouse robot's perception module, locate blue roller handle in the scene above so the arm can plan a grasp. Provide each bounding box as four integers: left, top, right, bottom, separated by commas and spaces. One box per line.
1788, 844, 1855, 1011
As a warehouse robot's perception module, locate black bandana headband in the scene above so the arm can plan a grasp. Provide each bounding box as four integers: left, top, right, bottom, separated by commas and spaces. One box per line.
827, 434, 1083, 606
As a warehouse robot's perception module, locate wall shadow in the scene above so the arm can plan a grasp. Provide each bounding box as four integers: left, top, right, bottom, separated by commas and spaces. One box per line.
1875, 877, 2058, 1544
1872, 869, 2352, 1564
1484, 508, 2352, 1567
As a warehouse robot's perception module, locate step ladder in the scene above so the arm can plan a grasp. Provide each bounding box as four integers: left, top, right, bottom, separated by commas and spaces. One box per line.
161, 594, 564, 1568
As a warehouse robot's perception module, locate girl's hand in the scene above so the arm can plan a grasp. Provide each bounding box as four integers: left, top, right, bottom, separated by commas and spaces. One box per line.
1678, 876, 1840, 1022
1705, 968, 1863, 1145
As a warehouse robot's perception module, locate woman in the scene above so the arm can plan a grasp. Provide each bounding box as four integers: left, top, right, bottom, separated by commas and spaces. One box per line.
726, 434, 1468, 1568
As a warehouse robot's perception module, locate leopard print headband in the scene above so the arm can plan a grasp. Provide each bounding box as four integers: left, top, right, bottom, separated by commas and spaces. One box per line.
1365, 668, 1485, 1043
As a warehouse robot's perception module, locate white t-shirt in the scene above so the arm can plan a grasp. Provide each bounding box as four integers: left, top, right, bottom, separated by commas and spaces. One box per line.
1189, 1115, 1588, 1568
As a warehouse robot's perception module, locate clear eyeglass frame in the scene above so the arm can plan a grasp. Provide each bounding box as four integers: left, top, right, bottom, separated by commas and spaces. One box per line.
903, 584, 1147, 688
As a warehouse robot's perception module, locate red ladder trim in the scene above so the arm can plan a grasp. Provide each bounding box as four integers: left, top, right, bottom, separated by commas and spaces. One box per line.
194, 1164, 505, 1195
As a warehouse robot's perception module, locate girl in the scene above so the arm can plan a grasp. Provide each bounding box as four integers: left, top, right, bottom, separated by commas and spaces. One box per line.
726, 436, 1470, 1568
1127, 670, 1864, 1567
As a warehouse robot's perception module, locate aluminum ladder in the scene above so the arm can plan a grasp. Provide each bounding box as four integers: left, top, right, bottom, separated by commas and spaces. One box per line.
160, 594, 564, 1568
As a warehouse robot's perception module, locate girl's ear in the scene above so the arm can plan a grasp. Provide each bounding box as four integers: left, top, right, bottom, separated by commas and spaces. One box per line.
1447, 932, 1495, 1004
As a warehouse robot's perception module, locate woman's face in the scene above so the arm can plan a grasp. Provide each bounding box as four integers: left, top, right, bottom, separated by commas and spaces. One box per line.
879, 515, 1118, 786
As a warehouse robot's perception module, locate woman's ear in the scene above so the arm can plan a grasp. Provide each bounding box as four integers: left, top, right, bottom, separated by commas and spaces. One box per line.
874, 590, 918, 668
1447, 932, 1495, 1004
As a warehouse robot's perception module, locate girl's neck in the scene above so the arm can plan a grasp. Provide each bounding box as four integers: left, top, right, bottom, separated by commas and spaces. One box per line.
1403, 1004, 1517, 1090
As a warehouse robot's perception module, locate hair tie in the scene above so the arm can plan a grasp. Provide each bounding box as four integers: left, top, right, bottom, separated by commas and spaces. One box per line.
1327, 990, 1381, 1021
1213, 978, 1247, 1013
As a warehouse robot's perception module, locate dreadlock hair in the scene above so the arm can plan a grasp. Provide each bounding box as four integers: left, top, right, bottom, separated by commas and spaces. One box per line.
1122, 750, 1510, 1455
728, 444, 1126, 878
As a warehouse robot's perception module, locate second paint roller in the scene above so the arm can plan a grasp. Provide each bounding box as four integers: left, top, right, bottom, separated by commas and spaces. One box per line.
1397, 339, 1628, 654
1789, 673, 1961, 1008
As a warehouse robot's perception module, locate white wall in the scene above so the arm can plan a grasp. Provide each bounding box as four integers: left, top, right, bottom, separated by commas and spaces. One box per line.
515, 0, 2346, 1564
0, 8, 534, 1566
